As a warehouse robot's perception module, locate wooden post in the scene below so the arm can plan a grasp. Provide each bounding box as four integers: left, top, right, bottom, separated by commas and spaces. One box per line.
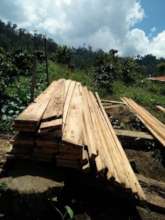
44, 37, 49, 86
31, 33, 37, 102
31, 56, 36, 102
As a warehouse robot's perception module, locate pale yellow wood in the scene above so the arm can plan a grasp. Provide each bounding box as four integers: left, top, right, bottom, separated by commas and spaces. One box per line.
96, 93, 145, 200
14, 81, 57, 131
40, 118, 62, 131
115, 129, 154, 140
90, 92, 125, 184
81, 86, 97, 158
42, 79, 65, 121
122, 97, 165, 146
101, 99, 124, 104
62, 83, 84, 146
157, 105, 165, 113
62, 81, 76, 130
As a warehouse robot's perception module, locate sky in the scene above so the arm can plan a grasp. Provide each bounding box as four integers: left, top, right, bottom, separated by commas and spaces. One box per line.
0, 0, 164, 57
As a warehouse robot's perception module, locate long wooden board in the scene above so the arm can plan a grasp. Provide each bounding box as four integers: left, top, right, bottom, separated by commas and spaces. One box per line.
62, 83, 84, 146
62, 80, 76, 130
42, 79, 65, 121
81, 86, 97, 158
14, 81, 57, 131
40, 118, 62, 131
115, 129, 154, 140
95, 92, 145, 200
122, 97, 165, 146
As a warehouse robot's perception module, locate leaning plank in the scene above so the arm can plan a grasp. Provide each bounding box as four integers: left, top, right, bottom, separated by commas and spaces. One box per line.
42, 79, 65, 121
101, 99, 124, 105
14, 81, 57, 131
95, 92, 145, 200
115, 129, 154, 140
122, 98, 165, 146
90, 92, 127, 184
156, 105, 165, 113
94, 93, 131, 185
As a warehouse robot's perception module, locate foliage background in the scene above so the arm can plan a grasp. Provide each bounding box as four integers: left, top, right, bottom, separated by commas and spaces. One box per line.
0, 20, 164, 133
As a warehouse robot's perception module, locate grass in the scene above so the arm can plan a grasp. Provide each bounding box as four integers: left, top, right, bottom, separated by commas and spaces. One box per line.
111, 80, 165, 122
48, 61, 94, 89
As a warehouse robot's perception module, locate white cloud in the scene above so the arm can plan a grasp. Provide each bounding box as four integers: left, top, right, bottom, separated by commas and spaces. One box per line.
0, 0, 164, 57
150, 31, 165, 57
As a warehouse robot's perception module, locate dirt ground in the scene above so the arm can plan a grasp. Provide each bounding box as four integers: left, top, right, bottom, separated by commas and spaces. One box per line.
0, 133, 165, 220
125, 149, 165, 182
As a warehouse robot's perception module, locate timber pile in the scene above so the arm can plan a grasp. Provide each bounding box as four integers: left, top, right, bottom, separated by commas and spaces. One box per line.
12, 79, 145, 200
122, 98, 165, 147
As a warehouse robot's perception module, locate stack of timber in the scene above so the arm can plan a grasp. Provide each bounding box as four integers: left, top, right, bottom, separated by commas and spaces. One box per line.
122, 97, 165, 147
12, 79, 145, 200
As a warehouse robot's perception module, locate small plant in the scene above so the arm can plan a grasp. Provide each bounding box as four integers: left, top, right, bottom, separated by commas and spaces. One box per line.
0, 182, 8, 191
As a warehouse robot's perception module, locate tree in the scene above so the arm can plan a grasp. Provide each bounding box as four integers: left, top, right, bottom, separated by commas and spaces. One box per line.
137, 54, 157, 76
157, 62, 165, 75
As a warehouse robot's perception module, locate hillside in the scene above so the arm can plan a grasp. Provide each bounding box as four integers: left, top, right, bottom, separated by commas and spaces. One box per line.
0, 19, 165, 166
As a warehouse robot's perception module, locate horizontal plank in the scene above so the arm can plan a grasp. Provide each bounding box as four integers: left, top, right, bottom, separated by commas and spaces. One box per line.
115, 129, 154, 140
14, 81, 57, 131
40, 118, 62, 131
101, 99, 124, 104
42, 79, 65, 121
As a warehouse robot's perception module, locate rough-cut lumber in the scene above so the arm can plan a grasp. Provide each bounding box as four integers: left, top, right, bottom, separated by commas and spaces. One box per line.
95, 92, 145, 200
63, 83, 84, 146
11, 133, 35, 146
62, 80, 76, 130
81, 87, 97, 158
59, 143, 83, 156
90, 93, 119, 180
40, 118, 62, 131
122, 97, 165, 146
115, 129, 154, 140
42, 79, 65, 121
101, 99, 124, 105
156, 105, 165, 113
56, 159, 82, 169
14, 81, 57, 131
104, 104, 123, 110
13, 79, 145, 201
